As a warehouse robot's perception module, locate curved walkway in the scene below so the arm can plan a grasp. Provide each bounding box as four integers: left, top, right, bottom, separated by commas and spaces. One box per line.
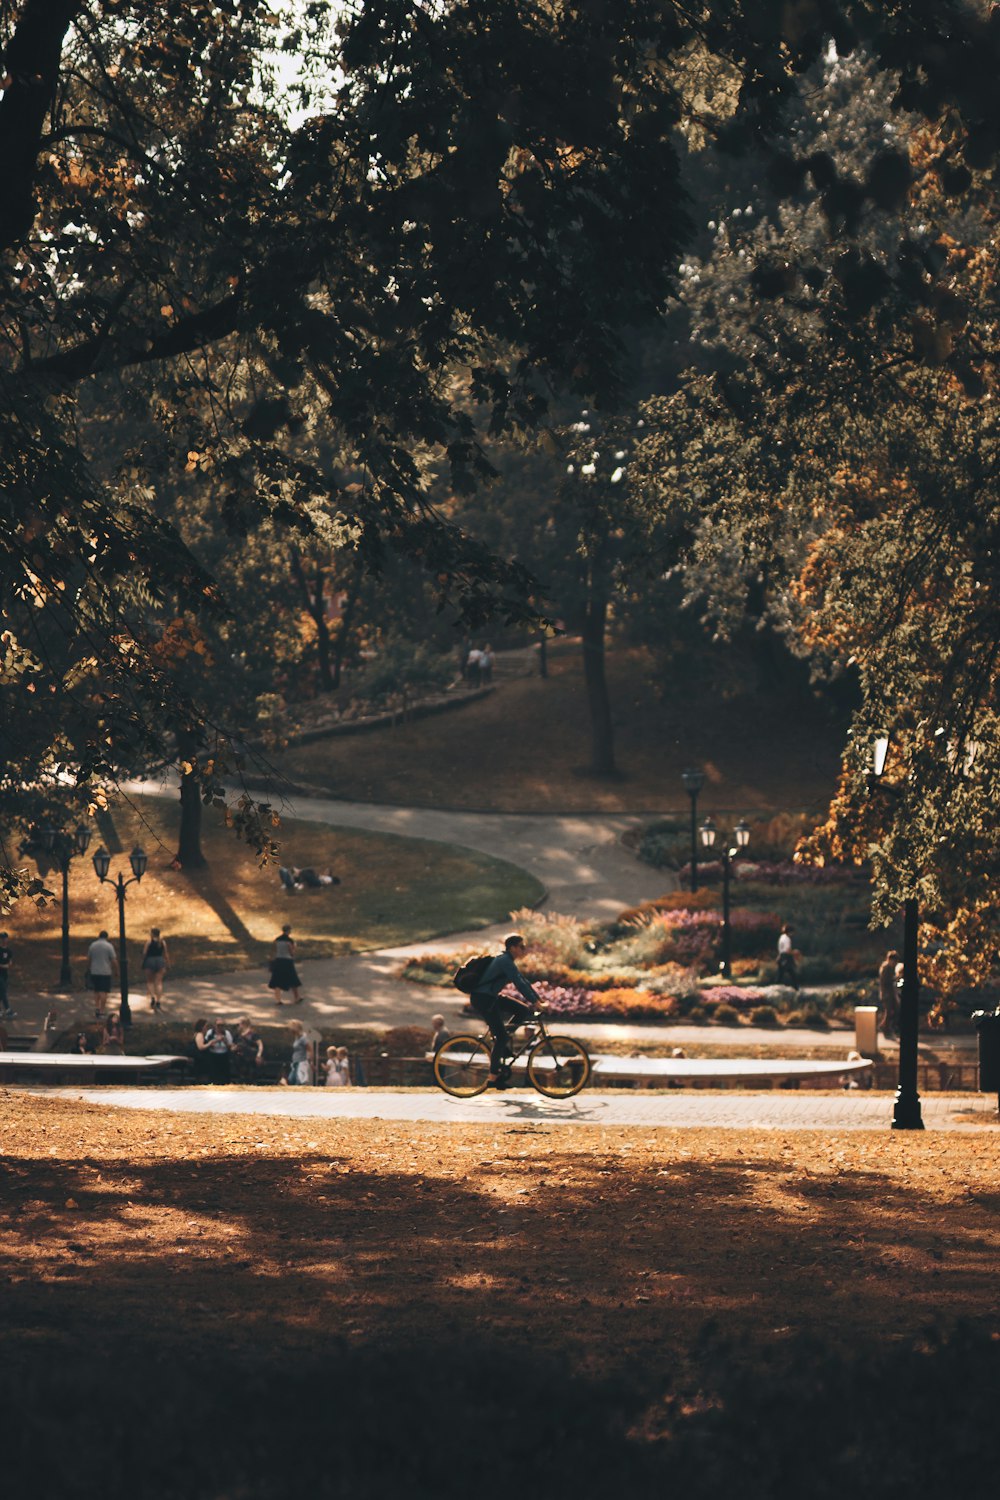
46, 1086, 1000, 1132
96, 781, 674, 1032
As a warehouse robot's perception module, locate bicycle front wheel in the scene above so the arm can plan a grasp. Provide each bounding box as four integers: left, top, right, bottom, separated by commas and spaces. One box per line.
434, 1035, 492, 1097
527, 1036, 591, 1098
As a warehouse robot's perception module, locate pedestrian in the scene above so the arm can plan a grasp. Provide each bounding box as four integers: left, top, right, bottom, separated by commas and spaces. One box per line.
776, 924, 799, 990
86, 930, 118, 1019
140, 928, 170, 1012
0, 931, 14, 1019
284, 1019, 311, 1084
233, 1016, 264, 1082
204, 1015, 234, 1084
469, 933, 541, 1089
479, 643, 495, 683
429, 1014, 451, 1053
99, 1012, 125, 1056
268, 924, 302, 1005
878, 949, 901, 1038
465, 645, 482, 687
190, 1018, 211, 1081
324, 1045, 351, 1086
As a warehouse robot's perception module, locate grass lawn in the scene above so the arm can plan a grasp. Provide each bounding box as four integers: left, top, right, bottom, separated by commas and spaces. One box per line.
2, 1096, 998, 1496
6, 797, 542, 992
279, 641, 847, 813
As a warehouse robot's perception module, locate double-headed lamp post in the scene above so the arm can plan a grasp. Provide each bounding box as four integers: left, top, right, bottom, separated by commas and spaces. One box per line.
681, 768, 705, 893
699, 817, 751, 979
39, 824, 92, 989
92, 844, 147, 1028
871, 735, 924, 1131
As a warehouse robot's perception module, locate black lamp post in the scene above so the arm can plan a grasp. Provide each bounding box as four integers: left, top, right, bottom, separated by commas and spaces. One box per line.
681, 768, 705, 892
700, 817, 751, 979
92, 844, 147, 1028
870, 735, 924, 1131
39, 823, 92, 990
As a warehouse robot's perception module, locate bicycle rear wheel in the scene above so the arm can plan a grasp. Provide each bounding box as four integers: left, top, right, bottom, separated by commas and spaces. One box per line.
526, 1036, 591, 1098
434, 1035, 492, 1097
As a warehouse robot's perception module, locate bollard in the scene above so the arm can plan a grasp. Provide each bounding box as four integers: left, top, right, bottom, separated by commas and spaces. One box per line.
855, 1005, 879, 1057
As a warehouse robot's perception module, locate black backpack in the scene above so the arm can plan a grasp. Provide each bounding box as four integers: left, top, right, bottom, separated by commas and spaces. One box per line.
453, 954, 493, 994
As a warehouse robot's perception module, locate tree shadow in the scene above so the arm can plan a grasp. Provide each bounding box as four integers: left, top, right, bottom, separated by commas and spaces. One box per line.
2, 1141, 999, 1495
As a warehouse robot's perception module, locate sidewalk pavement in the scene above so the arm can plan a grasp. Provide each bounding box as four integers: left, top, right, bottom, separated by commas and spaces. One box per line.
45, 1086, 1000, 1131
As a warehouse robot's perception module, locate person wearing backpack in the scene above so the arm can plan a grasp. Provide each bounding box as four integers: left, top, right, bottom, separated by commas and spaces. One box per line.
464, 933, 541, 1089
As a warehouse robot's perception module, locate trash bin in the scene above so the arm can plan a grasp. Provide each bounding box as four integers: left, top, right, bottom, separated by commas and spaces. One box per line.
973, 1009, 1000, 1096
854, 1006, 879, 1057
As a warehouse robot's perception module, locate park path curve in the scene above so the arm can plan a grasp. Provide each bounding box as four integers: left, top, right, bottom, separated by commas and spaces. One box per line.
44, 1085, 1000, 1132
128, 781, 672, 1031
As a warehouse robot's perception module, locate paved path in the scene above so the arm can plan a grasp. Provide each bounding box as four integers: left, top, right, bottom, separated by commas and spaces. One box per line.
45, 1086, 1000, 1131
96, 779, 673, 1032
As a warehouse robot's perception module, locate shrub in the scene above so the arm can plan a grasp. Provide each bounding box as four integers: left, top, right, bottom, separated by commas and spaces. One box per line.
508, 909, 592, 968
616, 888, 720, 924
712, 1003, 741, 1026
686, 1004, 708, 1023
749, 1004, 780, 1027
381, 1025, 436, 1055
700, 985, 769, 1011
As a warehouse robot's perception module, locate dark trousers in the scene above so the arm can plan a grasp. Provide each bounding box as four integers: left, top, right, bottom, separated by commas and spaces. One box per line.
777, 953, 799, 990
471, 991, 531, 1071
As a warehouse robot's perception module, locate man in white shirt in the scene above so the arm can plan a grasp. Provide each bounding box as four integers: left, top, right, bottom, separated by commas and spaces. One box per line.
87, 930, 118, 1018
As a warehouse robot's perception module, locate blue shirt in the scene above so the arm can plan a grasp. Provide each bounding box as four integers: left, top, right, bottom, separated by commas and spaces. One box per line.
476, 952, 539, 1006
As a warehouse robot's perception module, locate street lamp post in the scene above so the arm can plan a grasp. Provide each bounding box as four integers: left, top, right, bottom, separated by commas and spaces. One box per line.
681, 769, 705, 893
92, 844, 147, 1028
700, 817, 751, 979
870, 735, 924, 1131
39, 824, 92, 989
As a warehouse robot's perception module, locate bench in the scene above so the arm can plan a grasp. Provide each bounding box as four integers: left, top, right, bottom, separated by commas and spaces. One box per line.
424, 1049, 875, 1089
0, 1051, 189, 1085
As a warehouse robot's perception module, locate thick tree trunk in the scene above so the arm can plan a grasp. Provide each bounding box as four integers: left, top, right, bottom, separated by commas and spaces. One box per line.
331, 558, 364, 690
581, 578, 616, 776
291, 548, 335, 691
176, 731, 206, 868
313, 569, 334, 692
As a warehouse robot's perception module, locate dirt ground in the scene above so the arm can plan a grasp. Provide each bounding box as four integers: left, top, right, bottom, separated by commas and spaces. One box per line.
2, 1094, 999, 1496
280, 644, 846, 813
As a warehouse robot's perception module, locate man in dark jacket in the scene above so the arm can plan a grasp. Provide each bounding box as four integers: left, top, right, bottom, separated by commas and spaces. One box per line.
470, 933, 541, 1088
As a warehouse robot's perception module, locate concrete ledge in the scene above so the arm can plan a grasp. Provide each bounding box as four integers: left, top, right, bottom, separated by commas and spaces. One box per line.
287, 687, 495, 746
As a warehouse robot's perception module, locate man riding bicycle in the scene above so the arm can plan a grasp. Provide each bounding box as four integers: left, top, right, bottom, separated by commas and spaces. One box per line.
470, 933, 541, 1089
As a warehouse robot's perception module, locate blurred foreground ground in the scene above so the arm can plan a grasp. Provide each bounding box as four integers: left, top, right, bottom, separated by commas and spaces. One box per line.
2, 1095, 998, 1497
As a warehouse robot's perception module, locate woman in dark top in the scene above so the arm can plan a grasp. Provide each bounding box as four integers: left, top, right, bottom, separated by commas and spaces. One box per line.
190, 1018, 211, 1081
268, 925, 302, 1005
141, 928, 170, 1012
233, 1017, 264, 1082
99, 1012, 125, 1056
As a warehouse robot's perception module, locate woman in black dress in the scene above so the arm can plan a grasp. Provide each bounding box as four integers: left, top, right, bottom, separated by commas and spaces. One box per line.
268, 924, 302, 1005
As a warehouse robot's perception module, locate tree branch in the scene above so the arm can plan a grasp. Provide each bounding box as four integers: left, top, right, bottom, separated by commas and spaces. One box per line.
27, 286, 244, 380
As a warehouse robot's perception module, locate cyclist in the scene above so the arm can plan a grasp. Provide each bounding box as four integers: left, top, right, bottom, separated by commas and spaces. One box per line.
470, 933, 541, 1088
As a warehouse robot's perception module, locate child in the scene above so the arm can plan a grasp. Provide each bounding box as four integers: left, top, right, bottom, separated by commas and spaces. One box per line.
325, 1046, 350, 1087
430, 1014, 451, 1053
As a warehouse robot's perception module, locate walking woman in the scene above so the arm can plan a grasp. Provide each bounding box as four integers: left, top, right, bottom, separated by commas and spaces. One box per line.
141, 928, 170, 1011
268, 924, 302, 1005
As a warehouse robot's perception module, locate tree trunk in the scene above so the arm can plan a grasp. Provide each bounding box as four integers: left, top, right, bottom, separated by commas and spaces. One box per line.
581, 573, 616, 776
537, 630, 548, 679
176, 731, 207, 868
331, 557, 364, 690
290, 547, 335, 692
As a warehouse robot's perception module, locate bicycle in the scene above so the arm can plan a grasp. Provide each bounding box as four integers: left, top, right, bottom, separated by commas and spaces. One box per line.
433, 1009, 591, 1099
